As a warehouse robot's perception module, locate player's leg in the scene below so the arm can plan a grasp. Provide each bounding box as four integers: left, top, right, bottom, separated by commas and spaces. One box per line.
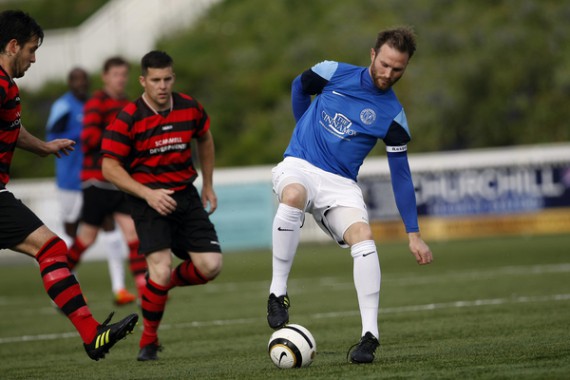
128, 194, 172, 361
115, 211, 146, 301
169, 251, 222, 288
67, 185, 106, 269
138, 249, 171, 361
57, 189, 83, 247
267, 160, 310, 328
67, 222, 99, 269
101, 215, 134, 305
326, 209, 381, 364
11, 220, 137, 360
167, 190, 222, 289
316, 171, 381, 363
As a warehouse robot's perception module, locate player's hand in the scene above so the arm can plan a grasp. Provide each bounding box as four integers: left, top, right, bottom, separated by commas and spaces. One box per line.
46, 139, 75, 158
201, 186, 217, 215
146, 188, 177, 216
408, 232, 433, 265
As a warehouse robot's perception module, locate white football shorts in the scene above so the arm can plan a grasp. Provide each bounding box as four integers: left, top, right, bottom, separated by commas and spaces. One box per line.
57, 189, 83, 224
272, 156, 369, 247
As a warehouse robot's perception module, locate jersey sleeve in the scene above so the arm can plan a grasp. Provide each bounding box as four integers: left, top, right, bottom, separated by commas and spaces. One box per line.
46, 99, 71, 137
101, 109, 133, 164
387, 150, 419, 233
292, 61, 338, 121
384, 108, 418, 232
194, 102, 210, 138
383, 108, 411, 149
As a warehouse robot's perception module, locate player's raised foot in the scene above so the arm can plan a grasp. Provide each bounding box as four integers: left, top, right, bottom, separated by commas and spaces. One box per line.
84, 312, 138, 361
267, 293, 290, 329
137, 342, 162, 361
114, 289, 137, 306
348, 331, 380, 364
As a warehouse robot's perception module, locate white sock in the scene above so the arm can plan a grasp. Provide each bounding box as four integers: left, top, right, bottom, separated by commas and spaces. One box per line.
102, 228, 126, 293
351, 240, 381, 339
269, 203, 303, 296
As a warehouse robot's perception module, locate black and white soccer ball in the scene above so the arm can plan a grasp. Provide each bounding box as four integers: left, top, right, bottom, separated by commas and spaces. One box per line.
268, 324, 317, 368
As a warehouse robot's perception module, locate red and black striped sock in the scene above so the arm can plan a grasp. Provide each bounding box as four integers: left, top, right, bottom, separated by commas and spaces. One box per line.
67, 238, 87, 270
168, 260, 208, 289
127, 240, 147, 298
36, 237, 98, 344
140, 277, 168, 348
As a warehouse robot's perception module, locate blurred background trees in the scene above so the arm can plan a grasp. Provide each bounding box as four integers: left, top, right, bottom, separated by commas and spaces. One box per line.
7, 0, 570, 178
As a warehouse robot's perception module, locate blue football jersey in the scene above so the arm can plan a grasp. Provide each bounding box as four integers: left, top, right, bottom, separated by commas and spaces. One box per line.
285, 61, 411, 181
46, 91, 85, 191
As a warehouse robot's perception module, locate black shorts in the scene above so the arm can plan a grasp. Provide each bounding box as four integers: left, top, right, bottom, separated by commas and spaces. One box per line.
0, 191, 44, 249
81, 185, 130, 226
128, 185, 222, 259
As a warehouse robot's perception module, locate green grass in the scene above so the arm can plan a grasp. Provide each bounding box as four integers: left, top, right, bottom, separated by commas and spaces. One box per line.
1, 234, 569, 379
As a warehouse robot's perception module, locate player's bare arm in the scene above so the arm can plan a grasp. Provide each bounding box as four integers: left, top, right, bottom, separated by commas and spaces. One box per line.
408, 232, 433, 265
197, 130, 217, 214
102, 157, 177, 216
17, 125, 75, 158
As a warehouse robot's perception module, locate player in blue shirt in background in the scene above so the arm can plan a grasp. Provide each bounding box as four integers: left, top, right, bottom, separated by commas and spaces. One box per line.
267, 27, 433, 364
46, 68, 89, 241
46, 68, 137, 305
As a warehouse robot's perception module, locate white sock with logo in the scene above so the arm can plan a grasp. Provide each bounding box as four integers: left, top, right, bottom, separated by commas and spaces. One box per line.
103, 228, 126, 294
269, 203, 304, 296
351, 240, 380, 339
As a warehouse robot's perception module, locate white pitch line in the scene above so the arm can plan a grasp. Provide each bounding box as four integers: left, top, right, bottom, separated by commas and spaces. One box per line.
1, 293, 569, 345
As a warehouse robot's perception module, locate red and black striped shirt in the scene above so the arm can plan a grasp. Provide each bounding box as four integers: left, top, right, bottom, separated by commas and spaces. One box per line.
101, 92, 210, 191
0, 65, 22, 189
81, 90, 129, 181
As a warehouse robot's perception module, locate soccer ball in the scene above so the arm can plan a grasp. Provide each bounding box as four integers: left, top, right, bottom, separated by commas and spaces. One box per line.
268, 324, 317, 368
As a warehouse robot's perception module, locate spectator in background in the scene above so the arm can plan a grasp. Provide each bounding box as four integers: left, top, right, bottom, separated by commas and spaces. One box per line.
46, 67, 137, 305
0, 9, 137, 361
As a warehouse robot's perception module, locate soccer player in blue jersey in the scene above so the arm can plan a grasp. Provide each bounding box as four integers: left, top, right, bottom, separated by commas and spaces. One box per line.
266, 27, 433, 364
46, 68, 89, 242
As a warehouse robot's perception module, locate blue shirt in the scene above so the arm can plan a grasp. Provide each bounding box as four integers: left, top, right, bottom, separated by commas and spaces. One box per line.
285, 61, 419, 232
46, 91, 85, 191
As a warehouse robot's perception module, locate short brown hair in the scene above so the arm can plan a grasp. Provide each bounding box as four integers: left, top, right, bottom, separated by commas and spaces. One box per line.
374, 27, 416, 59
103, 56, 129, 73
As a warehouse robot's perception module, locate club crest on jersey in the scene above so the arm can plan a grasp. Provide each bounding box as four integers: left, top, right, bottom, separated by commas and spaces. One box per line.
321, 111, 356, 139
360, 108, 376, 125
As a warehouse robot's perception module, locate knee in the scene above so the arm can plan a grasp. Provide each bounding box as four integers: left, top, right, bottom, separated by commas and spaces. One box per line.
280, 184, 307, 210
344, 222, 374, 246
147, 255, 172, 286
196, 254, 223, 280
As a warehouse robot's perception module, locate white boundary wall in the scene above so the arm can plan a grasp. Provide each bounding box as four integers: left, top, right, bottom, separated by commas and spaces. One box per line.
2, 143, 570, 263
17, 0, 221, 91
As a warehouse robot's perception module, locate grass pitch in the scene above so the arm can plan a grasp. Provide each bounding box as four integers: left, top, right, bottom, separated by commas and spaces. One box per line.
0, 234, 569, 379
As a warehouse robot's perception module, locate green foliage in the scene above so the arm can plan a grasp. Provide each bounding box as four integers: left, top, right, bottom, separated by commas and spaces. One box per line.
1, 234, 569, 378
11, 0, 570, 178
0, 0, 109, 29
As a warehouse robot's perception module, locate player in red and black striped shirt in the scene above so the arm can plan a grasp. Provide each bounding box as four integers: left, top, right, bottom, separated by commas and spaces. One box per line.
67, 57, 146, 305
0, 10, 137, 361
102, 51, 223, 361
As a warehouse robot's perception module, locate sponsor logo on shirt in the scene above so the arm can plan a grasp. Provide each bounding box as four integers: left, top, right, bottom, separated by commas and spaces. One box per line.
320, 111, 356, 140
149, 136, 187, 155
